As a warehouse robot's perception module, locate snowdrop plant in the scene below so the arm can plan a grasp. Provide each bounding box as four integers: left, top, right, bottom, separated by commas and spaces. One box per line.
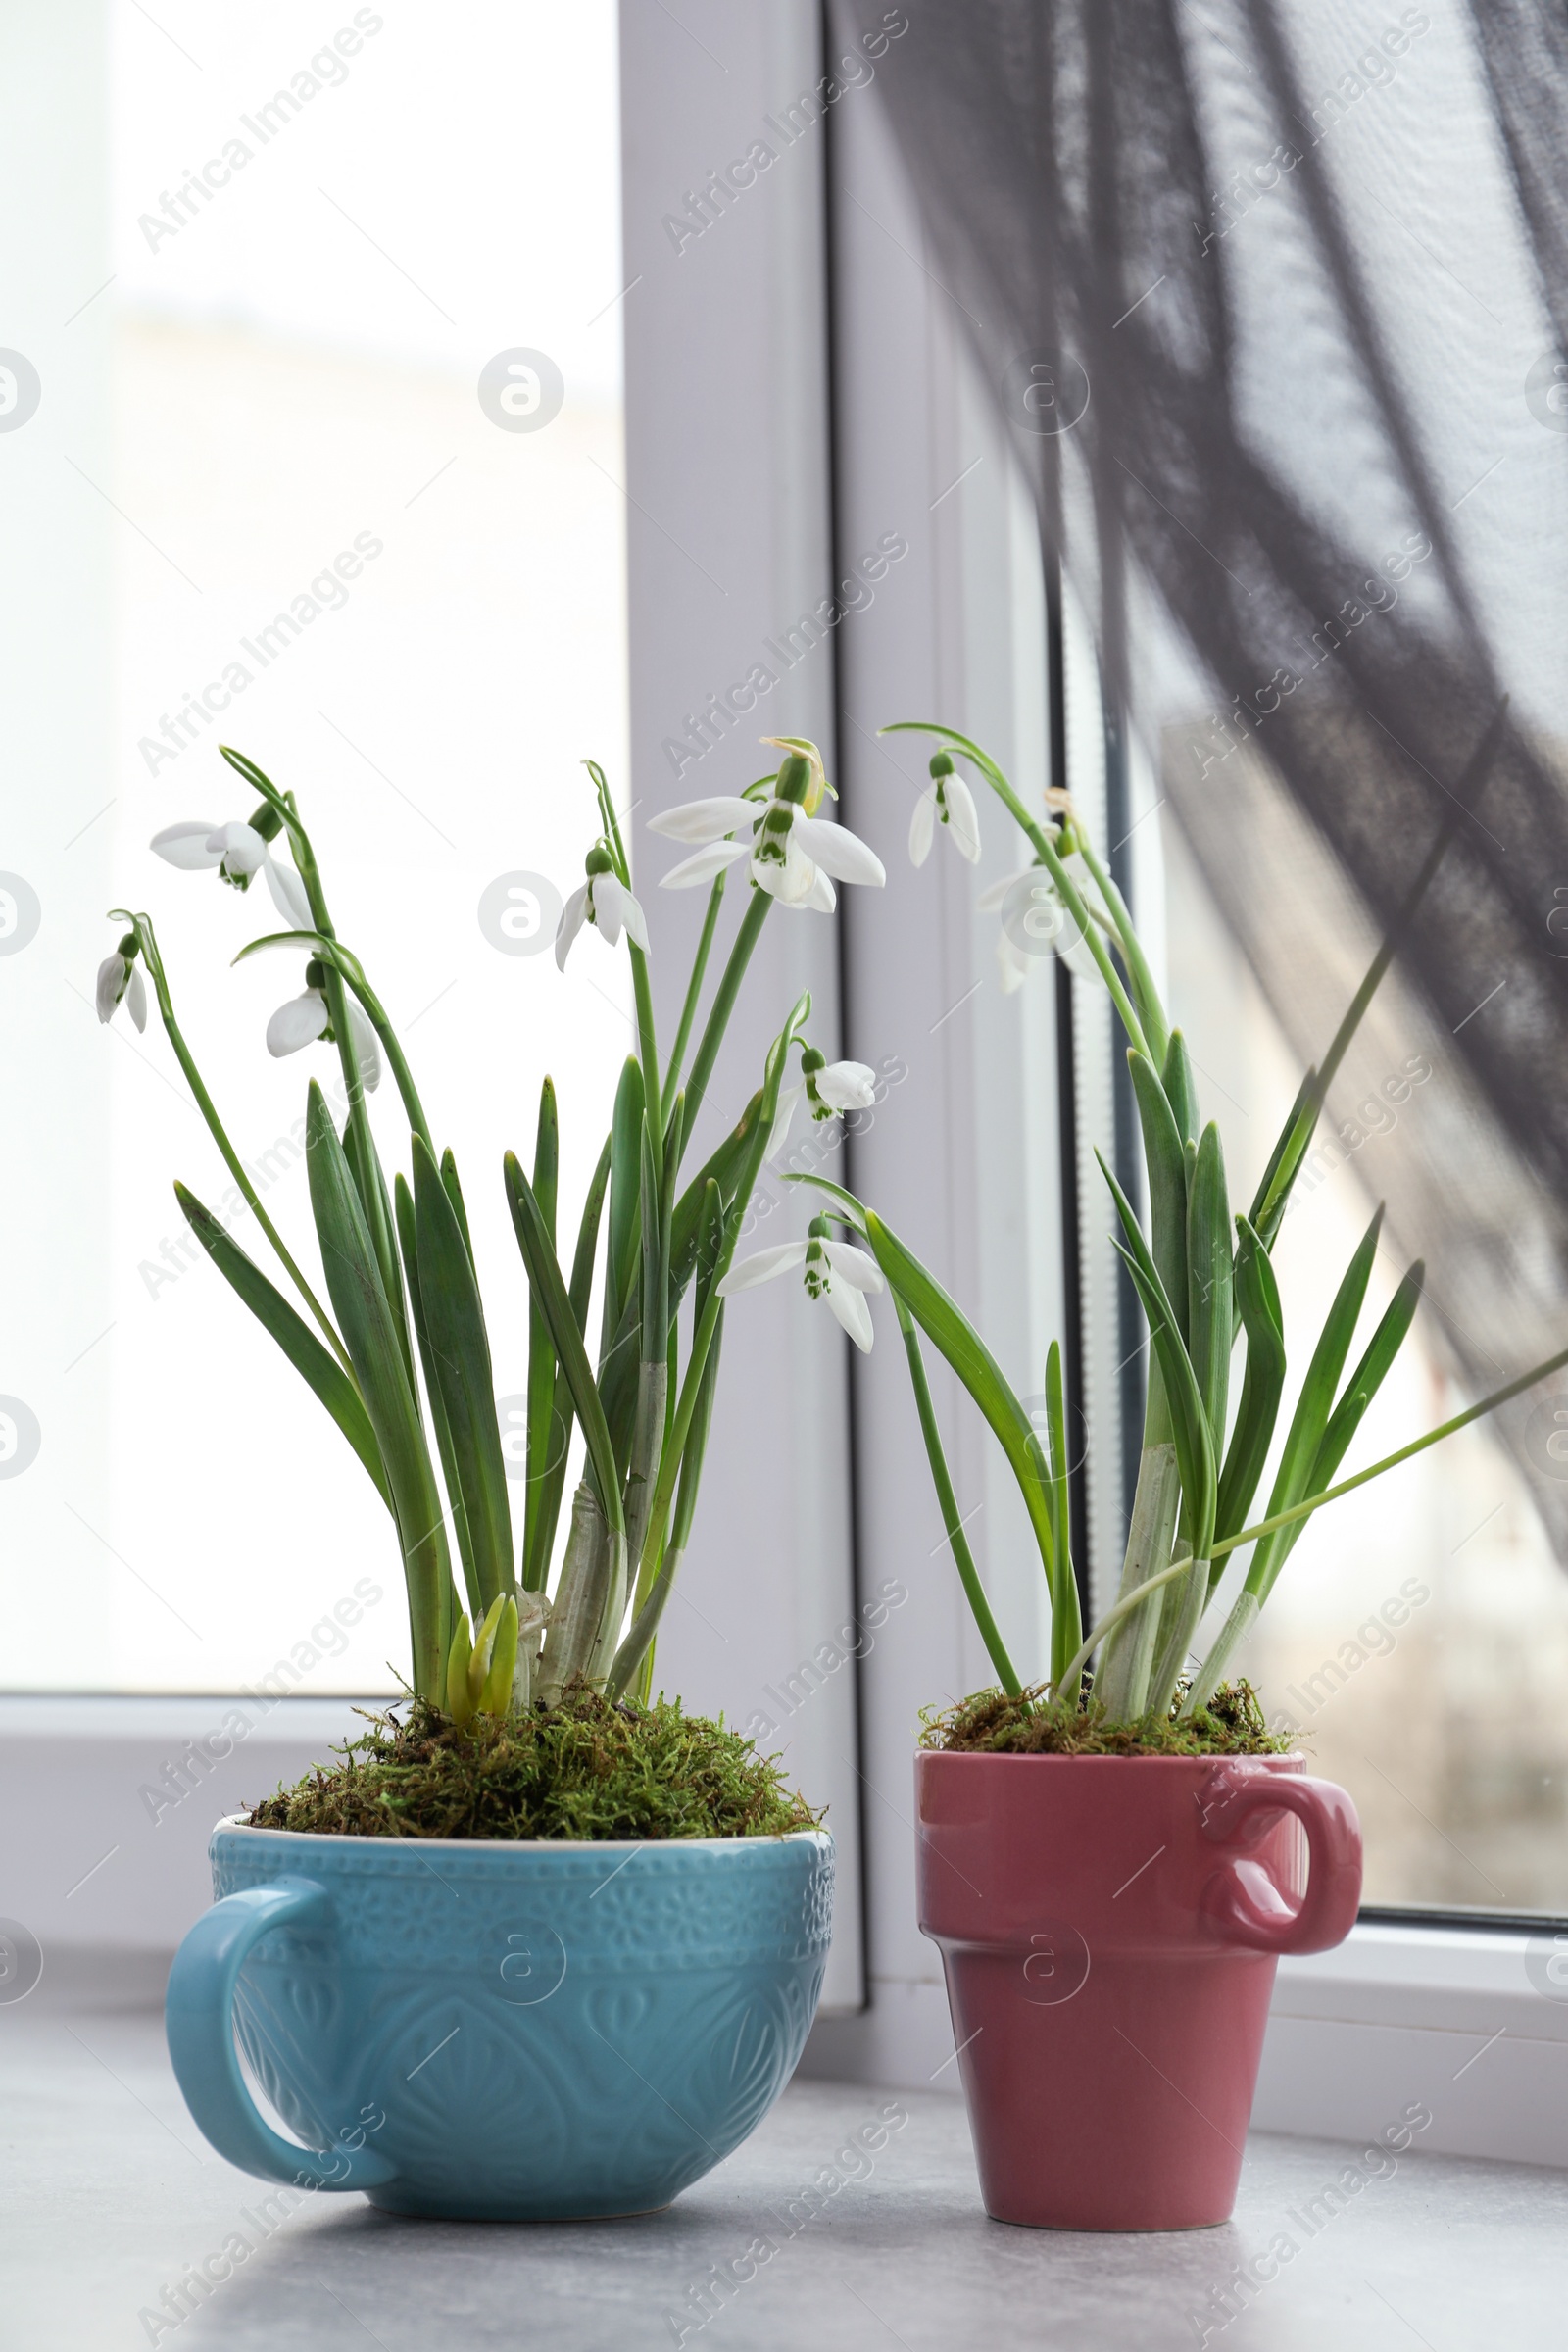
103, 739, 883, 1720
769, 713, 1568, 1725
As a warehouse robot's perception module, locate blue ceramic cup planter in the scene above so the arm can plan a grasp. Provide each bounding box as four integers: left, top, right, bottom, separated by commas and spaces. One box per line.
167, 1820, 833, 2220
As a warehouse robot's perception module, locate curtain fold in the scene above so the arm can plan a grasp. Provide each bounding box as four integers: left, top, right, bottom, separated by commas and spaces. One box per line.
836, 0, 1568, 1545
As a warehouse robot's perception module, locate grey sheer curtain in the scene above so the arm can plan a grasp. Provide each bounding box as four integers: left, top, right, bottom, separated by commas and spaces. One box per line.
835, 0, 1568, 1546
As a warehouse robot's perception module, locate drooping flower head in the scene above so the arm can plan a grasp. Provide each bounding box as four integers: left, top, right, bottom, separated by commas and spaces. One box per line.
555, 842, 651, 970
266, 956, 382, 1089
766, 1043, 878, 1161
717, 1213, 884, 1352
151, 804, 311, 929
95, 932, 147, 1032
909, 749, 981, 867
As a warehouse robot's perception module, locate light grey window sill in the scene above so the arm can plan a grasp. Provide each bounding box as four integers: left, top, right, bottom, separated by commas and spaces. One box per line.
1, 2008, 1560, 2351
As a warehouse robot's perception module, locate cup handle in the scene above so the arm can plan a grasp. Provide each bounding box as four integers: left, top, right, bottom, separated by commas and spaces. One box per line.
1200, 1773, 1362, 1955
166, 1878, 396, 2190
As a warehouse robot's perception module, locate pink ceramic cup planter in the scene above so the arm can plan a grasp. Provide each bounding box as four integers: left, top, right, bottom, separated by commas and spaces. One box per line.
915, 1750, 1363, 2231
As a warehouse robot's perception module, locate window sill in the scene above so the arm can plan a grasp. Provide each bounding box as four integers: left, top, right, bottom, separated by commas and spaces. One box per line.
1255, 1921, 1568, 2167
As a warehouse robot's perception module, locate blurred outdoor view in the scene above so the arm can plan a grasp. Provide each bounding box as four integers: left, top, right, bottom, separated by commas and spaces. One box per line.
2, 1, 629, 1692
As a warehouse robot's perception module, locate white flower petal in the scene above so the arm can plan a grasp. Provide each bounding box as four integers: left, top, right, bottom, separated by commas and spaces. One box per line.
126, 966, 148, 1032
210, 820, 268, 876
975, 873, 1016, 913
150, 820, 222, 871
659, 838, 751, 891
264, 853, 313, 929
823, 1239, 884, 1294
944, 772, 983, 863
95, 953, 125, 1024
996, 929, 1028, 995
716, 1240, 808, 1296
806, 863, 837, 913
555, 883, 589, 971
589, 875, 623, 947
908, 788, 936, 867
764, 1083, 805, 1164
647, 796, 760, 844
823, 1275, 875, 1351
347, 999, 382, 1092
267, 990, 331, 1057
792, 813, 886, 888
595, 873, 650, 956
813, 1060, 877, 1112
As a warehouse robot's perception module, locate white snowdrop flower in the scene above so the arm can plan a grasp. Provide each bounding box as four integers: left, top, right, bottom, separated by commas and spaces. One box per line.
909, 753, 981, 866
977, 860, 1103, 992
95, 941, 147, 1032
651, 743, 885, 911
150, 817, 311, 929
766, 1047, 878, 1161
266, 958, 381, 1090
556, 846, 651, 971
717, 1214, 884, 1353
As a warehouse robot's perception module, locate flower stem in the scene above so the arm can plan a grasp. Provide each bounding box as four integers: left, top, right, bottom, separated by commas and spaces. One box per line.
882, 723, 1150, 1058
663, 868, 727, 1105
893, 1291, 1021, 1694
673, 887, 772, 1169
124, 914, 351, 1372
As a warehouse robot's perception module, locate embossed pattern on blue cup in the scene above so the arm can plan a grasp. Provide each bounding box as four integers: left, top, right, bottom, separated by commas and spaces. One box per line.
166, 1819, 834, 2220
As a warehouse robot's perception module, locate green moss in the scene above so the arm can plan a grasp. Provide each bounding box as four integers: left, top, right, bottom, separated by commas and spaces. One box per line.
246, 1684, 822, 1841
919, 1678, 1294, 1757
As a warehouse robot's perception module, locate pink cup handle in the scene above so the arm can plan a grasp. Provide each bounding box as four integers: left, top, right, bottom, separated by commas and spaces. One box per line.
1200, 1772, 1362, 1955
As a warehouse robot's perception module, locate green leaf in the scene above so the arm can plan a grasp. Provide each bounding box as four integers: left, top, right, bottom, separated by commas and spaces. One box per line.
412, 1135, 514, 1615
394, 1173, 478, 1618
1246, 1205, 1384, 1601
1127, 1051, 1188, 1345
1044, 1337, 1080, 1680
445, 1611, 474, 1726
606, 1056, 645, 1341
440, 1146, 474, 1261
346, 1103, 414, 1391
1098, 1150, 1216, 1558
523, 1081, 559, 1578
524, 1134, 612, 1592
864, 1210, 1056, 1587
1279, 1261, 1425, 1576
477, 1593, 518, 1714
1214, 1215, 1287, 1555
1186, 1123, 1233, 1451
669, 1090, 764, 1302
305, 1083, 447, 1703
173, 1181, 388, 1511
1161, 1029, 1197, 1148
505, 1151, 625, 1539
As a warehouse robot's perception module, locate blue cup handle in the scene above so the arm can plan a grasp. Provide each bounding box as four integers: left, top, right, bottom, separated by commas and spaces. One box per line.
166, 1877, 396, 2190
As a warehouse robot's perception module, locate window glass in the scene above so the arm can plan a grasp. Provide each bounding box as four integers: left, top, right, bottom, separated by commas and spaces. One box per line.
4, 1, 627, 1692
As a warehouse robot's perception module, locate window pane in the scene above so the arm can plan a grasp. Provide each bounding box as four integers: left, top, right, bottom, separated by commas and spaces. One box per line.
4, 1, 627, 1692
